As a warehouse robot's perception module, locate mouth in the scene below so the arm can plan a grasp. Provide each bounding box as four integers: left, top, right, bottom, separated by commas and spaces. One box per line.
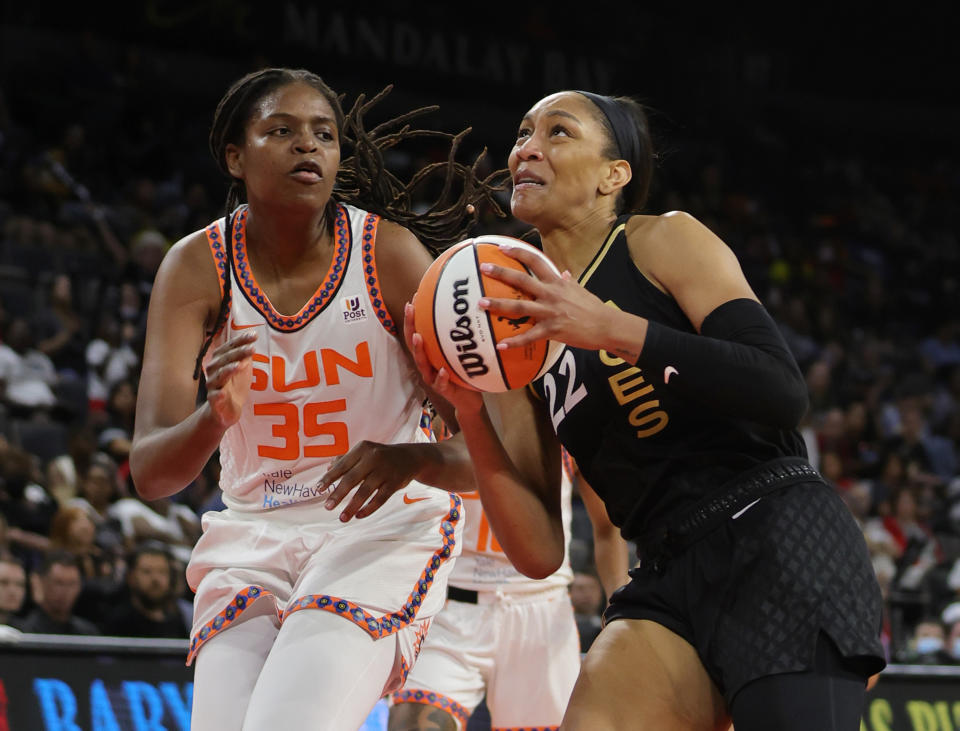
512, 170, 545, 190
290, 160, 323, 183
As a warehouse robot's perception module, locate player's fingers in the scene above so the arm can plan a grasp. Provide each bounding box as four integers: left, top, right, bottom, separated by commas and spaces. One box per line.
496, 323, 550, 350
355, 484, 404, 519
478, 262, 537, 294
323, 465, 365, 509
204, 343, 256, 377
204, 357, 250, 391
496, 242, 560, 281
318, 449, 362, 492
403, 302, 418, 351
339, 482, 378, 522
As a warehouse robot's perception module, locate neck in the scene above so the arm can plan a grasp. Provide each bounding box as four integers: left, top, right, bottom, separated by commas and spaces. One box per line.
537, 209, 619, 280
243, 200, 332, 271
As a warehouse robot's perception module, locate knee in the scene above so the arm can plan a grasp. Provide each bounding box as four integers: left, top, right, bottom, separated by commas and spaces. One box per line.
388, 701, 458, 731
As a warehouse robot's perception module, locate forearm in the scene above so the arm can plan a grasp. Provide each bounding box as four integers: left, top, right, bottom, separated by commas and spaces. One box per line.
455, 404, 565, 579
607, 299, 808, 428
130, 404, 226, 500
411, 436, 476, 493
592, 527, 631, 599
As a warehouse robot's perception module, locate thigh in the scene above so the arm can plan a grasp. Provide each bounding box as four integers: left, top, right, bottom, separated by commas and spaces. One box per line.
243, 609, 399, 731
191, 608, 280, 731
561, 619, 730, 731
487, 592, 581, 729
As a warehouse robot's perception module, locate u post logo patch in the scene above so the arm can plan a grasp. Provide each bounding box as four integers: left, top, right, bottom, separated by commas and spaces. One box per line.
341, 295, 367, 323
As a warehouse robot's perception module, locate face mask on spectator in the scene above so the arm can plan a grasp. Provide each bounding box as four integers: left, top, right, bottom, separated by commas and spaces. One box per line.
916, 636, 944, 654
952, 638, 960, 659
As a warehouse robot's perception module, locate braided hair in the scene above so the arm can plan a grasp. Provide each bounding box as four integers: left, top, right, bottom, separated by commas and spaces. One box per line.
195, 68, 508, 379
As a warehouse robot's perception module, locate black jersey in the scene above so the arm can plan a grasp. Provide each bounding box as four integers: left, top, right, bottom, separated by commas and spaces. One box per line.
530, 216, 807, 542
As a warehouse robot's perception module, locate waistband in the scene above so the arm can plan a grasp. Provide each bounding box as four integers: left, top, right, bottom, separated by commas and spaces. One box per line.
638, 457, 822, 571
446, 583, 569, 605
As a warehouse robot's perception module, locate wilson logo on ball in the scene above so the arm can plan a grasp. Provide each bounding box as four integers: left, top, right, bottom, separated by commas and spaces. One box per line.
449, 278, 489, 378
413, 236, 563, 392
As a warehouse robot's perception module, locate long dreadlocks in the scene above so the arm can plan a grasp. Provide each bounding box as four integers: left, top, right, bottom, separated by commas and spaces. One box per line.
195, 68, 508, 379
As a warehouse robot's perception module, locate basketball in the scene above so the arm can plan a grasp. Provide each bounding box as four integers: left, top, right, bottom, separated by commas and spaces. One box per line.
413, 236, 564, 392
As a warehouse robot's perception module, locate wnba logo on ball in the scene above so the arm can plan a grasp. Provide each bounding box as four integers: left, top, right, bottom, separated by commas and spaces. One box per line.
449, 278, 488, 378
341, 295, 367, 323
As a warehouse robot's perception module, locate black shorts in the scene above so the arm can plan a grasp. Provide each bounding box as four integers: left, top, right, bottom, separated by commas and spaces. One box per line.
604, 479, 886, 704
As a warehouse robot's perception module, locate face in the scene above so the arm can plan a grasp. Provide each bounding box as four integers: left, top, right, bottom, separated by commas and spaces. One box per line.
508, 92, 622, 227
226, 82, 340, 210
0, 561, 26, 614
129, 554, 171, 608
569, 573, 604, 615
40, 563, 82, 621
82, 464, 115, 507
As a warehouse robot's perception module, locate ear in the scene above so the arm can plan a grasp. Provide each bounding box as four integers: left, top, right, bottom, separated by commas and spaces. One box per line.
225, 143, 243, 179
598, 159, 632, 197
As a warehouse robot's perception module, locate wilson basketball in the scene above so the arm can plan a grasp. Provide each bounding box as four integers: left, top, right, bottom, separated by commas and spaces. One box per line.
413, 235, 564, 392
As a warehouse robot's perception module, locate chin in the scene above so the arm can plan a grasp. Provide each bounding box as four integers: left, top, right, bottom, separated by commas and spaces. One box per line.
509, 196, 542, 227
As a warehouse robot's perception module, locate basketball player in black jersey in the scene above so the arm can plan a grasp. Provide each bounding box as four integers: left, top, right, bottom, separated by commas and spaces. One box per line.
400, 91, 886, 730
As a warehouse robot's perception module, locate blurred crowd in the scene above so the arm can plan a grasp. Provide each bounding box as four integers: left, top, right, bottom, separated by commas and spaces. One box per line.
0, 32, 959, 668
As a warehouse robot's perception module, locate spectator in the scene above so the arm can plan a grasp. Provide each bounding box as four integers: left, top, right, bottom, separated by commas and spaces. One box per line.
0, 317, 58, 414
0, 445, 56, 566
948, 620, 960, 664
108, 494, 200, 565
48, 505, 99, 579
85, 312, 138, 416
883, 487, 942, 592
15, 550, 99, 634
102, 542, 188, 638
68, 452, 125, 556
900, 618, 953, 664
569, 571, 605, 653
45, 427, 98, 505
32, 273, 87, 378
0, 554, 26, 626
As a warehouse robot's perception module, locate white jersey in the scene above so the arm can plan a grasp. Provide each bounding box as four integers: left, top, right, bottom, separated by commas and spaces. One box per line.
450, 450, 574, 593
202, 203, 427, 513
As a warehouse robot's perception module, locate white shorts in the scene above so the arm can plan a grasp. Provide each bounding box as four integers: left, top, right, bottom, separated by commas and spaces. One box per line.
185, 484, 462, 691
391, 585, 581, 729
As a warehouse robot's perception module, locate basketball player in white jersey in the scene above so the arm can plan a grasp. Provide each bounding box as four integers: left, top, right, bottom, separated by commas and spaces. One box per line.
130, 68, 505, 730
388, 435, 629, 731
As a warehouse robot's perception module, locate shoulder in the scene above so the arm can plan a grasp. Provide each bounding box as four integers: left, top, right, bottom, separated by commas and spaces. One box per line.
625, 211, 721, 250
157, 226, 220, 280
370, 217, 434, 276
626, 210, 740, 276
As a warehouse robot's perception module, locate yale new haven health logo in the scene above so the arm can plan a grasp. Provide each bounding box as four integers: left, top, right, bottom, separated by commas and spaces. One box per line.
341, 295, 367, 323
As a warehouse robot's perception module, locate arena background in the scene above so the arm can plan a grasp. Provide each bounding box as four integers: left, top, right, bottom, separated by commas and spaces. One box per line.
1, 3, 959, 731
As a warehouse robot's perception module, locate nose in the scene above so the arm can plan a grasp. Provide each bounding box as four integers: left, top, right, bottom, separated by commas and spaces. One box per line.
515, 132, 544, 162
292, 128, 318, 154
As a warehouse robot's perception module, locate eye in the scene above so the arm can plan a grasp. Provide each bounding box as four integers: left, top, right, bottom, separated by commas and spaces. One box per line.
550, 125, 570, 137
316, 129, 336, 142
269, 127, 290, 137
516, 127, 532, 140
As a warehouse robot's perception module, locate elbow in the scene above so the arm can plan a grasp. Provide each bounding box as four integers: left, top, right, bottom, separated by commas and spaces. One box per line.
513, 545, 564, 581
128, 446, 171, 501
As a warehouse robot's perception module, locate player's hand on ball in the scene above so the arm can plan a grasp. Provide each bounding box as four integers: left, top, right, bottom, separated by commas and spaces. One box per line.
319, 440, 426, 521
479, 243, 614, 352
404, 302, 484, 417
203, 330, 256, 428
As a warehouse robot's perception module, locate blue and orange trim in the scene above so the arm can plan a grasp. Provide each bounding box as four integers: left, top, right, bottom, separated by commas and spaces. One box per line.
187, 493, 461, 664
359, 212, 397, 335
228, 204, 352, 332
390, 689, 470, 727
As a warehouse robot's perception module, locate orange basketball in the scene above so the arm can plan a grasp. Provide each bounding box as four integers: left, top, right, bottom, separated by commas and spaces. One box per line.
413, 235, 563, 392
